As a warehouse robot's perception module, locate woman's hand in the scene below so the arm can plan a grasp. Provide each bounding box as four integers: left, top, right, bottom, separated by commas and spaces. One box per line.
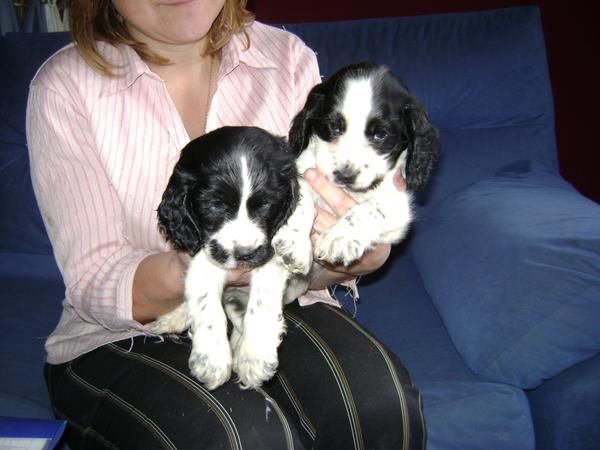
226, 267, 252, 287
172, 252, 252, 288
133, 250, 190, 323
303, 167, 406, 289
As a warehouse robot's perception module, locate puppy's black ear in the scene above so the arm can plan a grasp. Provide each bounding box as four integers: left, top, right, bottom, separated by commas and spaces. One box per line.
404, 105, 440, 191
289, 84, 325, 155
157, 169, 203, 255
272, 139, 301, 234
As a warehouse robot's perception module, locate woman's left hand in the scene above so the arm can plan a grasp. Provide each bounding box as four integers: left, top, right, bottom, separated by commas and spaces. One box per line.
303, 168, 396, 280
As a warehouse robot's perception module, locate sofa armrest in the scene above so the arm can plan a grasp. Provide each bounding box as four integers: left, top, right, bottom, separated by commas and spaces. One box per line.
527, 352, 600, 450
410, 169, 600, 388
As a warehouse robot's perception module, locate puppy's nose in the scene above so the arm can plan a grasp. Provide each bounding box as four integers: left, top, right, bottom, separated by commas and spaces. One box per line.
234, 246, 257, 261
333, 168, 358, 186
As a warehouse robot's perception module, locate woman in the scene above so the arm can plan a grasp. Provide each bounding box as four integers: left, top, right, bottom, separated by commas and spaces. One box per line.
27, 0, 425, 448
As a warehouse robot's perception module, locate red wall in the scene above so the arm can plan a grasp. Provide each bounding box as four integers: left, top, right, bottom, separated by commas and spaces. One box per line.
248, 1, 600, 203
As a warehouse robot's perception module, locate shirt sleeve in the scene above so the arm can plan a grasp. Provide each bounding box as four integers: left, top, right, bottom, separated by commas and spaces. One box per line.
27, 81, 151, 332
292, 40, 322, 114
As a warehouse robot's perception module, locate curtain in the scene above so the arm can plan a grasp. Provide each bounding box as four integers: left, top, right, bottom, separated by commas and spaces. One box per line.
0, 1, 69, 34
21, 0, 47, 32
44, 0, 69, 32
0, 0, 20, 35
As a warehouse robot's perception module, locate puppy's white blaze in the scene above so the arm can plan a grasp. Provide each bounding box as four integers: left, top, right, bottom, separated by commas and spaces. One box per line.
341, 77, 373, 141
212, 155, 267, 262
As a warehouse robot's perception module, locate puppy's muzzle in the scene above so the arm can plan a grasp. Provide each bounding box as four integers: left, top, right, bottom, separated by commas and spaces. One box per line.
333, 167, 384, 193
333, 167, 358, 187
208, 240, 274, 268
234, 244, 274, 268
234, 245, 260, 261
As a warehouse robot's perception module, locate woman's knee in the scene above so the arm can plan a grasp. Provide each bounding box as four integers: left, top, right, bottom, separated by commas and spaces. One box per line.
360, 381, 426, 449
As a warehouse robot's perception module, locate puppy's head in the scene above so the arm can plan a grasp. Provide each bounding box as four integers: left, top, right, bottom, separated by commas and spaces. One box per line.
290, 62, 439, 192
158, 126, 299, 269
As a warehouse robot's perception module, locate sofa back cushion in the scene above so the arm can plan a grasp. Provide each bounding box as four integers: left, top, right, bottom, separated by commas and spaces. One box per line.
0, 32, 70, 255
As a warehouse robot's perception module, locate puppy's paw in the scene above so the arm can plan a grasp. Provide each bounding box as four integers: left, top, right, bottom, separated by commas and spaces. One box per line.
151, 304, 190, 334
314, 225, 368, 266
188, 331, 232, 390
232, 319, 285, 389
273, 232, 313, 275
233, 340, 279, 390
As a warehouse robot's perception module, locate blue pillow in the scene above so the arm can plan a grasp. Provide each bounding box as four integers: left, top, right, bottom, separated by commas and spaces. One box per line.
411, 169, 600, 388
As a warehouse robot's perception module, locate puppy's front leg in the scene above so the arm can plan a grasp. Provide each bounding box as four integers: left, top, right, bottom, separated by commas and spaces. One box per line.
315, 183, 412, 266
272, 178, 314, 276
233, 260, 288, 389
151, 303, 190, 335
185, 251, 231, 390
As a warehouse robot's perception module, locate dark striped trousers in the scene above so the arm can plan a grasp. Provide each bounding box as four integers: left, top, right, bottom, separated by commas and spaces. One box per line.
45, 302, 426, 450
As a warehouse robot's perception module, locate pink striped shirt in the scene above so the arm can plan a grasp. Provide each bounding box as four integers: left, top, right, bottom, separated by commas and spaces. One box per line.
27, 21, 322, 364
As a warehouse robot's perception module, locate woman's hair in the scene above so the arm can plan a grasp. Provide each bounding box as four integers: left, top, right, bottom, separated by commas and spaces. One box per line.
69, 0, 254, 76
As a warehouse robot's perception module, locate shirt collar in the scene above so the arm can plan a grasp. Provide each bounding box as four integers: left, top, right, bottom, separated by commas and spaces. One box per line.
98, 42, 158, 97
219, 22, 280, 78
99, 21, 279, 97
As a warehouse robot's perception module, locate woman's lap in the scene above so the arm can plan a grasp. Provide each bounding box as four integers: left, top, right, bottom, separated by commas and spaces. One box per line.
46, 302, 425, 449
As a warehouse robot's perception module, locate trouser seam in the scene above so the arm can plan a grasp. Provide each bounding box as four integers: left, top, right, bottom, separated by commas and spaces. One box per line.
65, 363, 177, 449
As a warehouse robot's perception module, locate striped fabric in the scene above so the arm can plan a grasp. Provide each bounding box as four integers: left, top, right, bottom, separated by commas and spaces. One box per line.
26, 21, 321, 364
45, 302, 426, 449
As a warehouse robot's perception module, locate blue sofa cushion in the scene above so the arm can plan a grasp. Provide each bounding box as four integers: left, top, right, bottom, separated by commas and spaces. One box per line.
411, 169, 600, 389
0, 32, 71, 254
527, 353, 600, 450
0, 254, 64, 418
422, 381, 534, 450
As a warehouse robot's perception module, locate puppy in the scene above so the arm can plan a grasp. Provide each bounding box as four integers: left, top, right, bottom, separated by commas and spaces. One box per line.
153, 126, 312, 390
287, 62, 440, 266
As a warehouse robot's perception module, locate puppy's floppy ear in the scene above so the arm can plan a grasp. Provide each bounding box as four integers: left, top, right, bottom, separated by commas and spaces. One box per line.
157, 169, 203, 255
404, 104, 440, 191
272, 138, 301, 234
289, 84, 325, 155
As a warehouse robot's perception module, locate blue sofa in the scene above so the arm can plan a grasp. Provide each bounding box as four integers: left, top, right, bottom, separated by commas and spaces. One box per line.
2, 6, 599, 449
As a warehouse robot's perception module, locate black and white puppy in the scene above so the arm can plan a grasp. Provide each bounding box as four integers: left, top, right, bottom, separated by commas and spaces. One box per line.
153, 126, 312, 390
287, 62, 440, 265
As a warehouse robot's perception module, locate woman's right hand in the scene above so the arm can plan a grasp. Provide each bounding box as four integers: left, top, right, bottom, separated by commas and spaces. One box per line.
175, 252, 251, 288
226, 267, 252, 287
179, 252, 252, 288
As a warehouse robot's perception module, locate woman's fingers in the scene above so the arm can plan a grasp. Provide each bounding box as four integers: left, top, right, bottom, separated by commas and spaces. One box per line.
303, 168, 356, 217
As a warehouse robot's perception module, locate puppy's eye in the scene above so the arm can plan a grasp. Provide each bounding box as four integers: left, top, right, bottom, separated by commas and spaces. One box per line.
320, 120, 343, 138
329, 123, 341, 135
369, 127, 388, 141
367, 117, 392, 142
315, 114, 345, 141
326, 114, 345, 137
247, 196, 270, 213
373, 130, 387, 141
207, 202, 222, 214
